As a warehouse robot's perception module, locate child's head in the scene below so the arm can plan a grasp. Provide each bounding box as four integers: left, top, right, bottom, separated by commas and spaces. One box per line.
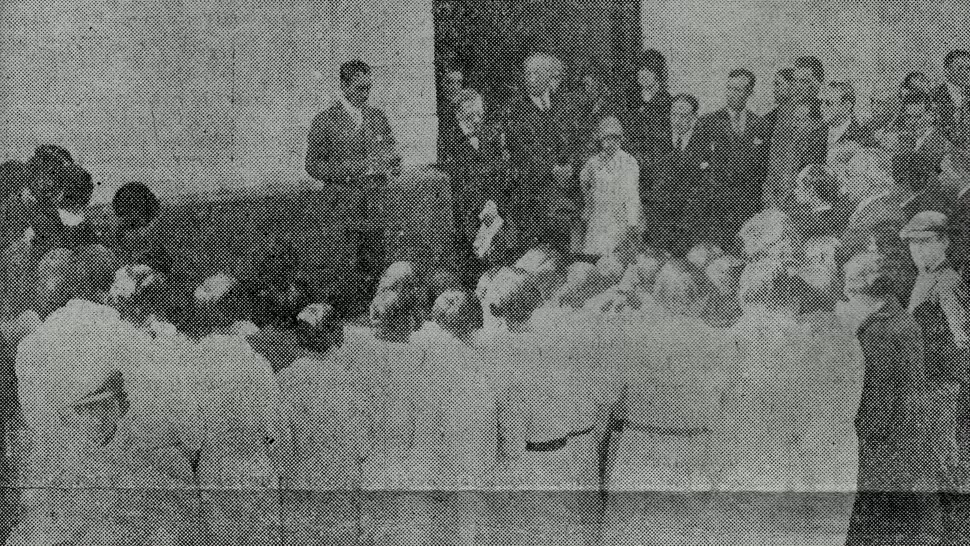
426, 268, 463, 311
56, 164, 94, 211
843, 252, 894, 303
112, 183, 160, 230
737, 258, 800, 315
488, 266, 542, 325
899, 211, 952, 270
705, 254, 744, 296
370, 289, 421, 342
515, 245, 566, 302
596, 116, 624, 155
296, 303, 343, 353
431, 289, 482, 340
653, 259, 711, 318
794, 164, 840, 206
192, 273, 252, 336
556, 262, 609, 309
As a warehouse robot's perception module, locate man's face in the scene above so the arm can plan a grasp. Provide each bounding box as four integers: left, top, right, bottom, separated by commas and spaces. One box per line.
909, 235, 948, 270
341, 71, 372, 108
444, 71, 464, 99
820, 87, 851, 127
670, 100, 697, 136
793, 66, 819, 100
726, 75, 751, 111
773, 74, 793, 104
637, 69, 659, 98
902, 103, 933, 134
947, 55, 970, 87
524, 59, 550, 97
457, 97, 485, 132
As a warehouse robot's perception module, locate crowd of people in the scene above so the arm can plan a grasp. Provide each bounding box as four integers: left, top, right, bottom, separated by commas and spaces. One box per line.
0, 46, 968, 546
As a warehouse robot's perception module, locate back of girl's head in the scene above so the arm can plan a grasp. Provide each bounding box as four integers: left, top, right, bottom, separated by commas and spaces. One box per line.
515, 245, 566, 300
558, 262, 608, 308
426, 268, 463, 309
652, 259, 711, 317
431, 290, 483, 337
377, 261, 419, 294
192, 272, 252, 334
737, 259, 800, 311
488, 267, 542, 324
370, 289, 420, 341
112, 182, 160, 226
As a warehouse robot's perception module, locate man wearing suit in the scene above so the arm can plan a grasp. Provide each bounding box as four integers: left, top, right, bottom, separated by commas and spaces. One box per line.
820, 81, 874, 158
440, 88, 511, 284
649, 94, 713, 252
695, 69, 767, 245
762, 67, 795, 155
504, 52, 579, 251
306, 59, 401, 304
897, 91, 952, 167
932, 50, 970, 135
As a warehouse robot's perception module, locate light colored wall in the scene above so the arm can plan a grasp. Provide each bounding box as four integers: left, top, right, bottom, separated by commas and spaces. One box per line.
642, 0, 970, 117
0, 0, 436, 203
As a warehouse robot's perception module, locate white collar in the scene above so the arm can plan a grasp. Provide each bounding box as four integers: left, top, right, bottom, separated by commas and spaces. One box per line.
914, 127, 934, 150
828, 118, 852, 144
339, 94, 363, 124
947, 81, 966, 107
57, 209, 85, 227
852, 188, 893, 221
473, 215, 504, 259
673, 123, 695, 149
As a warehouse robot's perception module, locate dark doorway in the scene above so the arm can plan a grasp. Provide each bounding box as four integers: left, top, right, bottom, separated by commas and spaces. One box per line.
433, 0, 644, 112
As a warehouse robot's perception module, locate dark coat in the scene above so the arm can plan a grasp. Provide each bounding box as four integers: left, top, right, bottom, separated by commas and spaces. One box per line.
846, 297, 938, 545
695, 108, 768, 238
616, 90, 673, 197
832, 118, 876, 149
439, 122, 509, 245
647, 129, 715, 250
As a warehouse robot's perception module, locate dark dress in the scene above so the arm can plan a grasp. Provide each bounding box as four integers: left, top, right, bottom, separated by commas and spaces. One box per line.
846, 297, 939, 546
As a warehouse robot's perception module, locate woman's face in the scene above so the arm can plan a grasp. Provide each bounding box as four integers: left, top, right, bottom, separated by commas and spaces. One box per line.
600, 134, 621, 155
908, 235, 948, 269
637, 69, 659, 98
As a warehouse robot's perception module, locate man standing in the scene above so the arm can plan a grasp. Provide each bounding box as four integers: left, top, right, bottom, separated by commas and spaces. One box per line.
820, 81, 874, 158
762, 67, 796, 149
866, 78, 903, 149
932, 50, 970, 133
504, 53, 579, 251
793, 55, 824, 118
649, 94, 711, 251
695, 68, 766, 244
306, 60, 401, 304
440, 88, 510, 284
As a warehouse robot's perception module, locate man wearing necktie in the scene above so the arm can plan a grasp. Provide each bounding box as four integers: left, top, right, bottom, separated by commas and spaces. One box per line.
440, 88, 511, 284
648, 94, 716, 252
504, 52, 580, 252
306, 60, 401, 307
694, 68, 767, 246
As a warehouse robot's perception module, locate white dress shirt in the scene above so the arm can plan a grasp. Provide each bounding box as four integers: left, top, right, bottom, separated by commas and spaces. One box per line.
530, 90, 551, 112
459, 120, 480, 150
827, 119, 852, 149
947, 82, 966, 111
339, 94, 364, 132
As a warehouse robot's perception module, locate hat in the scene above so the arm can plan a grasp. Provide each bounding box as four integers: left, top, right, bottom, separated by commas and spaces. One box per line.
899, 210, 951, 239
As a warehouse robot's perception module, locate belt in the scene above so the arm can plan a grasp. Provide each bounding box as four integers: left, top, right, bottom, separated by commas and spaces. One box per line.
611, 419, 709, 437
525, 426, 594, 453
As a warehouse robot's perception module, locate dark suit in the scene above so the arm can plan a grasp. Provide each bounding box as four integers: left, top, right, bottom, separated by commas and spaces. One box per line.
829, 118, 876, 150
695, 108, 768, 243
950, 189, 970, 277
305, 100, 397, 299
504, 93, 579, 250
932, 83, 962, 130
440, 122, 510, 282
616, 91, 673, 199
648, 129, 714, 251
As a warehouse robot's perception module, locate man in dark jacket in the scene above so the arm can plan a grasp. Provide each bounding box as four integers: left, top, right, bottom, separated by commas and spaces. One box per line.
305, 59, 401, 302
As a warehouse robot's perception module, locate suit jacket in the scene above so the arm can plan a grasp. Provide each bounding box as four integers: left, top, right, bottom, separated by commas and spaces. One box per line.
503, 92, 580, 215
440, 123, 508, 243
950, 190, 970, 274
649, 130, 715, 247
932, 83, 961, 129
695, 108, 768, 223
831, 118, 875, 149
305, 101, 396, 185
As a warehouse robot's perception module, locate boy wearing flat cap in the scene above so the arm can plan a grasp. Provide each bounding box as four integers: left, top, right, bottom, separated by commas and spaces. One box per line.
900, 210, 970, 544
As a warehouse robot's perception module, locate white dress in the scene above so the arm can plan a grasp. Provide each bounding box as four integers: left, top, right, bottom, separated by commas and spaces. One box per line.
9, 300, 201, 546
580, 149, 641, 256
728, 307, 863, 546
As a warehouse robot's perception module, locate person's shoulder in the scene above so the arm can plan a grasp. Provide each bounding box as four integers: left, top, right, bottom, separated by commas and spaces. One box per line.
934, 266, 967, 293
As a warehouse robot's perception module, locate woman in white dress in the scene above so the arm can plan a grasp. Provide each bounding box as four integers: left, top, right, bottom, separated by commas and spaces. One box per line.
579, 116, 642, 257
477, 267, 602, 546
277, 303, 365, 546
602, 258, 736, 546
190, 273, 293, 546
727, 258, 863, 546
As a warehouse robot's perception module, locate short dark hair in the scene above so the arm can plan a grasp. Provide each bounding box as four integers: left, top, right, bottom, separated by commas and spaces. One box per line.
794, 56, 824, 83
729, 68, 756, 92
339, 60, 371, 85
671, 93, 699, 114
944, 50, 970, 68
828, 81, 856, 105
29, 145, 73, 168
902, 71, 928, 91
777, 67, 795, 81
112, 182, 160, 223
56, 163, 94, 209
